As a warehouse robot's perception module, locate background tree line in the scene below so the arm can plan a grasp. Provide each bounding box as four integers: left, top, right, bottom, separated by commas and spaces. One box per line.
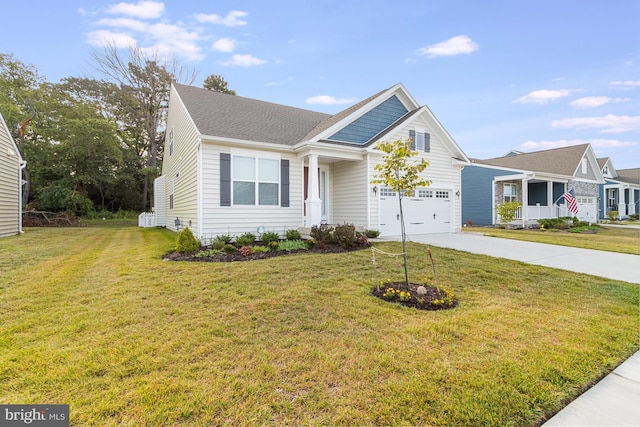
0, 47, 234, 216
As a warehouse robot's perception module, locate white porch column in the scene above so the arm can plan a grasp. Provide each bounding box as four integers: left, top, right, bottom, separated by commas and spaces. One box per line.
617, 185, 625, 218
521, 178, 528, 227
629, 188, 636, 215
305, 154, 322, 227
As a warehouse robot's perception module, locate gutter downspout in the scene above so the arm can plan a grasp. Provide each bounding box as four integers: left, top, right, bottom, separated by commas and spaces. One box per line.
19, 159, 26, 234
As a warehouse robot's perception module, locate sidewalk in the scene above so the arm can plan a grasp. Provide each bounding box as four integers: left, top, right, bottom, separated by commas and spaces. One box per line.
383, 232, 640, 426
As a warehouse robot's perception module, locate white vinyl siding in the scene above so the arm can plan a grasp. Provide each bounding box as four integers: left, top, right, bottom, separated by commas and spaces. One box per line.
0, 114, 21, 238
333, 159, 368, 227
200, 143, 302, 242
160, 85, 201, 234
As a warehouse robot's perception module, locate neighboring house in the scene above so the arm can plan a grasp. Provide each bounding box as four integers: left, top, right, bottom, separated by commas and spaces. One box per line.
461, 144, 604, 227
154, 82, 469, 240
0, 111, 26, 237
598, 157, 639, 219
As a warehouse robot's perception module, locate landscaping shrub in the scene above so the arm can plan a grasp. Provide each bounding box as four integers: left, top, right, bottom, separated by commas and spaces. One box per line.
364, 228, 380, 238
334, 223, 356, 247
310, 224, 334, 244
261, 231, 280, 246
285, 229, 302, 241
630, 213, 639, 220
223, 244, 237, 254
236, 232, 256, 246
212, 234, 232, 250
176, 227, 200, 253
278, 240, 307, 251
607, 210, 619, 221
238, 246, 253, 256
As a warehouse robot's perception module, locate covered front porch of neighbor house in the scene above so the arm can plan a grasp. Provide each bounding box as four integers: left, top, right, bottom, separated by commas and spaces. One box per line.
493, 174, 573, 227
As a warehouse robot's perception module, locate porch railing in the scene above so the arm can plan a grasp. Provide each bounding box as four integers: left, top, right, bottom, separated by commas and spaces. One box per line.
500, 204, 569, 223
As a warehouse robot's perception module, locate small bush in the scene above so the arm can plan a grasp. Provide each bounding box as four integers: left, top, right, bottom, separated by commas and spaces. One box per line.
176, 227, 200, 253
630, 213, 639, 220
223, 244, 237, 254
278, 240, 308, 251
607, 210, 619, 221
286, 229, 302, 241
252, 246, 269, 253
238, 246, 253, 256
261, 231, 280, 246
334, 223, 356, 247
236, 232, 256, 246
364, 229, 380, 238
267, 241, 280, 252
496, 201, 522, 223
355, 234, 370, 247
310, 224, 334, 244
211, 234, 233, 250
195, 249, 223, 258
305, 238, 317, 249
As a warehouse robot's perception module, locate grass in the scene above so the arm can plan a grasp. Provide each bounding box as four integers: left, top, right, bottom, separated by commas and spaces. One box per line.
464, 225, 640, 255
0, 227, 638, 426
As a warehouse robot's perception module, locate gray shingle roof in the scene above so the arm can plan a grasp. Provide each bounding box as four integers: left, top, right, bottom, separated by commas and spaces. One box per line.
473, 144, 590, 176
174, 83, 330, 146
616, 168, 640, 184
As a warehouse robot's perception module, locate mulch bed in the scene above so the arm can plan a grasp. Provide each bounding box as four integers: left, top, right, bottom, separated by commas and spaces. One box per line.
370, 281, 458, 310
162, 242, 366, 262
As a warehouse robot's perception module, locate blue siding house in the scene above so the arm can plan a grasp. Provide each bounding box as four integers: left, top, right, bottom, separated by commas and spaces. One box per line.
461, 144, 604, 227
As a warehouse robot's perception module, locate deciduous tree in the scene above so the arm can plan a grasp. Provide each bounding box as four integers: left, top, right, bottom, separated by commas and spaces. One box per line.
371, 138, 430, 286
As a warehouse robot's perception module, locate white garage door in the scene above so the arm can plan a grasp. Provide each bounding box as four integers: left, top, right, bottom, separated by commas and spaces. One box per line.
576, 197, 597, 224
379, 188, 451, 236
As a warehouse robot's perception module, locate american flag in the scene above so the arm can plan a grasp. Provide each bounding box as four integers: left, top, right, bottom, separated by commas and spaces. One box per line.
563, 188, 578, 215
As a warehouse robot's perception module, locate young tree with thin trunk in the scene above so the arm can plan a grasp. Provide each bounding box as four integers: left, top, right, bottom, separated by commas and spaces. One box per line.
371, 138, 430, 286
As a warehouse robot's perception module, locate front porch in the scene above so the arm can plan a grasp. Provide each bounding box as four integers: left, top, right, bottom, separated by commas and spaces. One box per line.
494, 174, 570, 227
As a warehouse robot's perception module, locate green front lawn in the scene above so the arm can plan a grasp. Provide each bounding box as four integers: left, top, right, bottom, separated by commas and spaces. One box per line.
464, 226, 640, 255
1, 227, 637, 426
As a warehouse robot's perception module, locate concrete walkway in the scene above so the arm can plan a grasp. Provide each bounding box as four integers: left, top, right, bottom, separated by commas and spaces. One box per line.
383, 232, 640, 426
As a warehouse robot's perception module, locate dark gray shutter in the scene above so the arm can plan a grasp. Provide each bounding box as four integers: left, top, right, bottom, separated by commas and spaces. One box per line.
220, 153, 231, 206
424, 132, 430, 152
280, 159, 290, 207
409, 130, 416, 150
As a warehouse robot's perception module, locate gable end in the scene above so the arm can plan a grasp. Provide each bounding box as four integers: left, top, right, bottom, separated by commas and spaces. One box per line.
327, 95, 408, 145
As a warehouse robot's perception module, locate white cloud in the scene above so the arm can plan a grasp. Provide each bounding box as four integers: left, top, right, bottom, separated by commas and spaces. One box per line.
518, 139, 639, 151
106, 1, 164, 19
551, 114, 640, 133
195, 11, 248, 26
96, 17, 149, 32
221, 54, 265, 67
212, 37, 236, 53
514, 89, 572, 104
419, 35, 478, 57
85, 30, 137, 47
305, 95, 357, 105
570, 96, 630, 108
609, 80, 640, 89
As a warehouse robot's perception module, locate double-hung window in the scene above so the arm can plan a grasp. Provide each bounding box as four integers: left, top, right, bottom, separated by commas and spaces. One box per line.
503, 183, 517, 203
232, 155, 279, 206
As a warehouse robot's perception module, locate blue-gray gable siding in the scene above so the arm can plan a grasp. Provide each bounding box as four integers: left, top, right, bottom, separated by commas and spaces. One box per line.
328, 95, 408, 144
462, 165, 516, 226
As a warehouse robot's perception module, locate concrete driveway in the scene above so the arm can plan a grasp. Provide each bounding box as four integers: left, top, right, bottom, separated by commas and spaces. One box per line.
385, 231, 639, 284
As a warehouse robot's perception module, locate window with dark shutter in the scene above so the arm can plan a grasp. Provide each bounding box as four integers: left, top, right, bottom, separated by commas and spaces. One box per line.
409, 129, 416, 150
424, 132, 430, 152
220, 153, 231, 206
281, 160, 289, 207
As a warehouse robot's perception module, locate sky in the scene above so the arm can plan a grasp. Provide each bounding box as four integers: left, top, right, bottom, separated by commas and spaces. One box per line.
1, 0, 639, 169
